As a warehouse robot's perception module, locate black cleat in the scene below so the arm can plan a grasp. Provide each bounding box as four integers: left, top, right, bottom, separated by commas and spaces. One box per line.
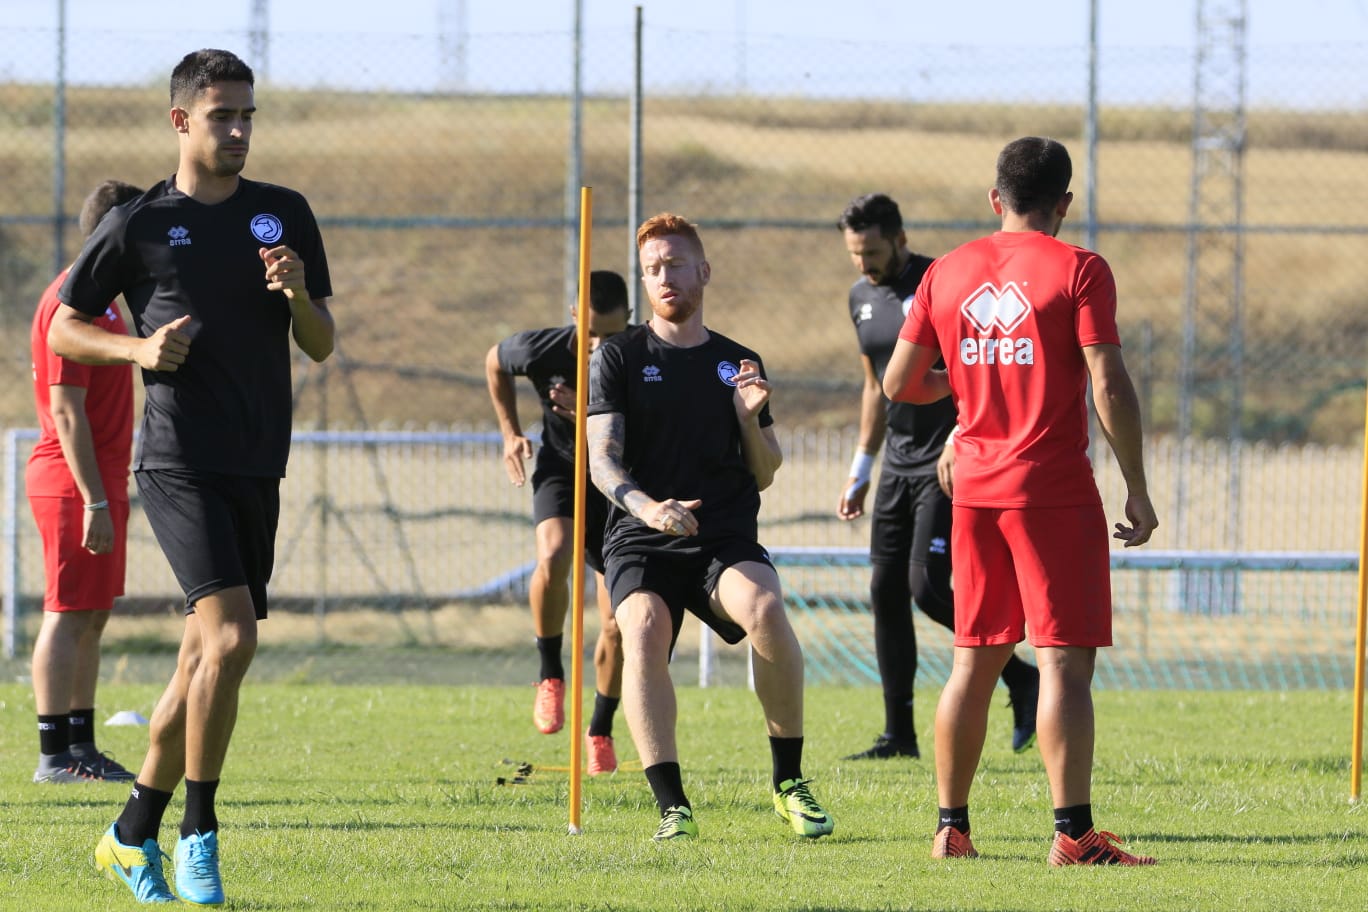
842, 735, 920, 760
1009, 675, 1039, 753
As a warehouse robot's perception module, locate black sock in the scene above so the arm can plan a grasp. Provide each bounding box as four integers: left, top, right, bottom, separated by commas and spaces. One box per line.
1054, 803, 1094, 839
883, 693, 916, 744
182, 778, 221, 838
643, 762, 689, 815
587, 692, 619, 737
536, 635, 564, 682
37, 714, 69, 756
117, 782, 175, 847
937, 805, 970, 834
68, 707, 97, 752
1000, 655, 1038, 692
769, 736, 804, 792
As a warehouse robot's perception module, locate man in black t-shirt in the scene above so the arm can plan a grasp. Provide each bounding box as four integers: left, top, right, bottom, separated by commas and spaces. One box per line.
587, 213, 833, 842
836, 193, 1039, 762
485, 270, 629, 775
49, 49, 334, 906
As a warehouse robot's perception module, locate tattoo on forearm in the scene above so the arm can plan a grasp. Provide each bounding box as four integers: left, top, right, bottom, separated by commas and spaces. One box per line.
587, 413, 644, 515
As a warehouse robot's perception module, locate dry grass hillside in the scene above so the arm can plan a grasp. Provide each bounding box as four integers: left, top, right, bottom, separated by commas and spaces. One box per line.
2, 85, 1365, 441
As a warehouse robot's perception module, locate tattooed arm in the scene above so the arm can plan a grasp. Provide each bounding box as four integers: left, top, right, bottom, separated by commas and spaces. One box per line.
588, 412, 701, 537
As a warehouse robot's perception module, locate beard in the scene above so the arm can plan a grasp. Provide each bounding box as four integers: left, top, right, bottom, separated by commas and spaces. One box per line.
650, 293, 701, 325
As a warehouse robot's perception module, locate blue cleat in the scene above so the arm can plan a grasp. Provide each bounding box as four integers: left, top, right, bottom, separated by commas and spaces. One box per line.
174, 831, 224, 906
94, 823, 177, 903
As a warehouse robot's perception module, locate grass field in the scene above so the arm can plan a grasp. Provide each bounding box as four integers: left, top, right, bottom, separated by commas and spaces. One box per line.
1, 682, 1364, 911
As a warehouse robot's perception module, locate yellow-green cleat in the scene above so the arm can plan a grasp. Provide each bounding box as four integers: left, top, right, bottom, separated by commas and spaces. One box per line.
773, 778, 834, 838
94, 824, 176, 903
652, 806, 699, 841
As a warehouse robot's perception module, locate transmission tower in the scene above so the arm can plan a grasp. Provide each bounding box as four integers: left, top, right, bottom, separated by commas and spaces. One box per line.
437, 0, 469, 92
1176, 0, 1247, 604
248, 0, 269, 80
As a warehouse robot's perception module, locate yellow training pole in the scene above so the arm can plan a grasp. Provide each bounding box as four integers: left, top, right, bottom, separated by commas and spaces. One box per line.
1352, 384, 1368, 803
568, 186, 593, 834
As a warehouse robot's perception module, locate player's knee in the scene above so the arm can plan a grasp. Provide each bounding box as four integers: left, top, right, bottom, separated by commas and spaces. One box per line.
910, 562, 954, 623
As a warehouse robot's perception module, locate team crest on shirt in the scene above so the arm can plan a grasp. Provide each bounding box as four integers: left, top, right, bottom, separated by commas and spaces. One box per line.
716, 361, 740, 386
856, 303, 873, 323
250, 213, 284, 244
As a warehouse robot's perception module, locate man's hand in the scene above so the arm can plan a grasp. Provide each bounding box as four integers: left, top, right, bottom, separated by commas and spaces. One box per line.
937, 440, 956, 498
82, 507, 114, 555
732, 359, 769, 423
837, 478, 868, 520
548, 382, 577, 420
502, 435, 534, 486
641, 498, 702, 537
1113, 493, 1158, 547
260, 245, 309, 300
135, 315, 192, 371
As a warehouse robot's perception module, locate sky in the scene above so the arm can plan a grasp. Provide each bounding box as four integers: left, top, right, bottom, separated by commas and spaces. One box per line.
2, 0, 1366, 104
5, 0, 1367, 45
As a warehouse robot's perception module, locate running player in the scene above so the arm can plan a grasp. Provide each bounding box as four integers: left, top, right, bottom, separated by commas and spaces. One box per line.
836, 192, 1039, 760
587, 212, 833, 842
485, 270, 629, 775
884, 136, 1158, 866
49, 48, 336, 903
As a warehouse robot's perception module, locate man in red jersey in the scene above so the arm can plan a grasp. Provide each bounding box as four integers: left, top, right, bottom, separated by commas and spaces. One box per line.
883, 137, 1159, 866
27, 179, 143, 786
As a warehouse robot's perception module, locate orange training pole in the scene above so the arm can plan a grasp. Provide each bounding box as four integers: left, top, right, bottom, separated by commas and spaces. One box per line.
568, 186, 593, 833
1351, 383, 1367, 803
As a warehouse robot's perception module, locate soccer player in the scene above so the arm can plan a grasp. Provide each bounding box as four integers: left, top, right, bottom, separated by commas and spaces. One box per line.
835, 193, 1039, 760
484, 270, 629, 775
49, 48, 335, 903
587, 212, 833, 842
883, 137, 1158, 865
27, 179, 143, 786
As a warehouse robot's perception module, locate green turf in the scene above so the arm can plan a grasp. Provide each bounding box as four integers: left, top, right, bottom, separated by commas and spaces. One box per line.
1, 682, 1363, 910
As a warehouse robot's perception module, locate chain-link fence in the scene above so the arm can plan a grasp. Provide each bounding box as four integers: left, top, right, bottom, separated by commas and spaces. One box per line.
1, 18, 1365, 685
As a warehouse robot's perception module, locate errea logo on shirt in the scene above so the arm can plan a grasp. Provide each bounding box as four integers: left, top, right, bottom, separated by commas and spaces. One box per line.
167, 226, 191, 247
642, 365, 663, 382
959, 282, 1035, 366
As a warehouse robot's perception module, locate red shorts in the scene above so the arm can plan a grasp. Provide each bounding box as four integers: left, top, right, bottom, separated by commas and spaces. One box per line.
29, 496, 128, 612
951, 504, 1112, 648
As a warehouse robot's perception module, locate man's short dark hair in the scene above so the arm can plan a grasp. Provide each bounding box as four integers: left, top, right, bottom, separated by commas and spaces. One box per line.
589, 270, 629, 314
78, 180, 142, 238
170, 49, 254, 108
995, 137, 1072, 216
837, 193, 903, 238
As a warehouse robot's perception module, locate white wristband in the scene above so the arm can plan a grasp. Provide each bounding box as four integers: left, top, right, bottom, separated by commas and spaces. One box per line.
83, 500, 109, 511
847, 451, 874, 485
943, 426, 958, 449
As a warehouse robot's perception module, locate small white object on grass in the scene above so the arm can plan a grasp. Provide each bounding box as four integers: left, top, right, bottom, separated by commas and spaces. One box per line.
567, 824, 582, 836
106, 710, 149, 726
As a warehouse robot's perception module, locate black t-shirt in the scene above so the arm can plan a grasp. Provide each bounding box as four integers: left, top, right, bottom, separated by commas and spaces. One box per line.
60, 176, 332, 478
588, 323, 773, 557
848, 253, 956, 476
496, 324, 582, 464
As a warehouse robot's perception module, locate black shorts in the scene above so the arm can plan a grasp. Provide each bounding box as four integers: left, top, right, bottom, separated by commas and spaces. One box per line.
530, 448, 607, 573
605, 538, 773, 652
869, 471, 952, 569
136, 468, 280, 618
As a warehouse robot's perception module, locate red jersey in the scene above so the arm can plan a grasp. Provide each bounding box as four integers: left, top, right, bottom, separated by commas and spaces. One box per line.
901, 230, 1120, 507
26, 269, 134, 500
